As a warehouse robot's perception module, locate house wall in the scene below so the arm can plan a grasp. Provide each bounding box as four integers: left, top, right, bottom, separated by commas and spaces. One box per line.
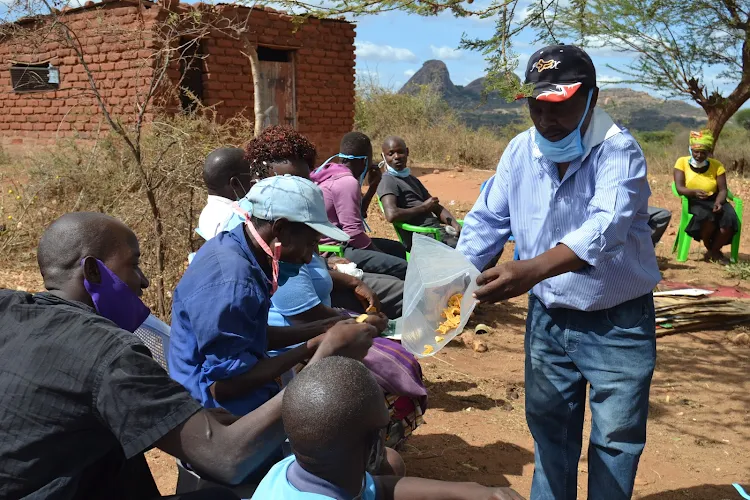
0, 2, 356, 161
0, 2, 159, 146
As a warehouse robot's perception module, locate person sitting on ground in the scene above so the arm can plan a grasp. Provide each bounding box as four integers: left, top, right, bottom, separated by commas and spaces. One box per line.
378, 136, 463, 250
311, 131, 409, 280
673, 129, 739, 262
647, 206, 672, 246
252, 356, 524, 500
0, 212, 375, 499
197, 147, 265, 239
244, 126, 404, 320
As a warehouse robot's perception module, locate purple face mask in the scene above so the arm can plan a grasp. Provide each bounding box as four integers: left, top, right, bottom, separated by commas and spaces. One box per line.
82, 258, 150, 332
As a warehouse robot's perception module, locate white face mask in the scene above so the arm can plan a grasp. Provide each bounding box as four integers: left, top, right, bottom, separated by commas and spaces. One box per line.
689, 150, 709, 169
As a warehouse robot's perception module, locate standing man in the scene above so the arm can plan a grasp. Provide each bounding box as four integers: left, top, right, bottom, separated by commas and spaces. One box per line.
457, 45, 660, 500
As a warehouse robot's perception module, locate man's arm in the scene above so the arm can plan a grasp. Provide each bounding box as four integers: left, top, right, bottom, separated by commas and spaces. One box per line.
456, 170, 512, 272
375, 477, 524, 500
209, 340, 317, 402
362, 167, 382, 214
437, 205, 462, 232
332, 176, 372, 249
154, 322, 378, 486
266, 318, 343, 349
380, 193, 438, 224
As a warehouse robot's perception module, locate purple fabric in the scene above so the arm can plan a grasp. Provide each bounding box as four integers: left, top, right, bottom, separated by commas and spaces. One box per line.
82, 258, 150, 333
362, 338, 428, 414
310, 163, 372, 249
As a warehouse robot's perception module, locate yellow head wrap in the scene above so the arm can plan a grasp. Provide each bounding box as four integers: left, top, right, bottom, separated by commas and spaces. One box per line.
689, 130, 714, 151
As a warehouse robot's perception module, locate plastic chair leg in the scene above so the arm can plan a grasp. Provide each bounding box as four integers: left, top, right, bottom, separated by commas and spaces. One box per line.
676, 229, 692, 262
731, 229, 741, 264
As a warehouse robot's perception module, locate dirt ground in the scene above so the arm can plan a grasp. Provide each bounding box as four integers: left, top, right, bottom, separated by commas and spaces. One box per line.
0, 168, 748, 499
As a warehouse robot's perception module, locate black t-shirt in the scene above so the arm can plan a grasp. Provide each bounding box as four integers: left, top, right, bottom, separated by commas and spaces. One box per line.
0, 290, 202, 499
377, 174, 441, 246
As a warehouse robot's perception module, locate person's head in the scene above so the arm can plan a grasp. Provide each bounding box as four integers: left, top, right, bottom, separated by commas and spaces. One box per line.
244, 126, 317, 181
37, 213, 150, 331
243, 175, 349, 265
381, 136, 409, 171
523, 45, 599, 143
282, 356, 389, 476
339, 131, 373, 179
202, 147, 256, 200
689, 129, 714, 163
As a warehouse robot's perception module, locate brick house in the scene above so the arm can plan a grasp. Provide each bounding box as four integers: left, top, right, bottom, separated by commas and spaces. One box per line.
0, 0, 356, 158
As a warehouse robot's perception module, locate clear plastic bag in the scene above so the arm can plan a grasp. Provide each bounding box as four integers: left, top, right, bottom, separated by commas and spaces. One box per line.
398, 234, 481, 358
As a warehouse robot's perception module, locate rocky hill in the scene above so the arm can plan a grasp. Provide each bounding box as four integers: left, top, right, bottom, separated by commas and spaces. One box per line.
399, 60, 705, 131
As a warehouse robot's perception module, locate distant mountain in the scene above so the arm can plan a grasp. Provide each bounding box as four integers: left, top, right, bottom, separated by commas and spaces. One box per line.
398, 60, 705, 131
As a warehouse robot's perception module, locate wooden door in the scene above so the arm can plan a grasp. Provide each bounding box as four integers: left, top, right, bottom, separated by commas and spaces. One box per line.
258, 57, 296, 128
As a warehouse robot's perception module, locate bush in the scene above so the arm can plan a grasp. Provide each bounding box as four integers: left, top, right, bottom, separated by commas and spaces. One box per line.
355, 82, 507, 170
735, 108, 750, 131
0, 115, 254, 317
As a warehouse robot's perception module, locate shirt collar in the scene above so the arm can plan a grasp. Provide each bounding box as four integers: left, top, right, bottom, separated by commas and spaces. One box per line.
287, 460, 364, 500
206, 194, 234, 206
32, 292, 96, 313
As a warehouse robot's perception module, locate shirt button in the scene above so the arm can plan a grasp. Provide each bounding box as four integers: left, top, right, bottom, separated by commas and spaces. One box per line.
555, 227, 561, 233
556, 196, 562, 202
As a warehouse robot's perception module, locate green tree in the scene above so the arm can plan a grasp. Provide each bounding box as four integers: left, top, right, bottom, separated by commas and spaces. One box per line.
289, 0, 749, 144
735, 108, 750, 130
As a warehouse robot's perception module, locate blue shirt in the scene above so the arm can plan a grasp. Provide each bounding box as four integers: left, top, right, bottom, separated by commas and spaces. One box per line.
457, 121, 660, 312
252, 455, 377, 500
268, 254, 334, 327
169, 223, 280, 415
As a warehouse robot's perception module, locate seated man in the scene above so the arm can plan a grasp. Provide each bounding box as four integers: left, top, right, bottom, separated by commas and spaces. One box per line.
648, 206, 672, 246
378, 136, 462, 250
253, 356, 524, 500
311, 131, 409, 280
244, 125, 404, 319
197, 147, 259, 239
169, 175, 387, 417
0, 212, 375, 499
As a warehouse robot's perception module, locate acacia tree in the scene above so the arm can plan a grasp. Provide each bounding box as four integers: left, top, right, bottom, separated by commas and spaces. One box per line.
285, 0, 749, 143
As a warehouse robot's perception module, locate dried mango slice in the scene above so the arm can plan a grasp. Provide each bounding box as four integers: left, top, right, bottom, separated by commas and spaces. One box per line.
422, 345, 434, 355
435, 335, 445, 343
436, 294, 463, 335
355, 314, 369, 323
366, 305, 378, 314
448, 293, 463, 308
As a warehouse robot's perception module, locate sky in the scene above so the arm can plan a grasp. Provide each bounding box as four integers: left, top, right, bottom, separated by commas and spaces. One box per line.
350, 7, 738, 105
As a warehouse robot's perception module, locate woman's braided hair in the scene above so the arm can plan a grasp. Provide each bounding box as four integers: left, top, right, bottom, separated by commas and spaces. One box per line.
244, 126, 318, 179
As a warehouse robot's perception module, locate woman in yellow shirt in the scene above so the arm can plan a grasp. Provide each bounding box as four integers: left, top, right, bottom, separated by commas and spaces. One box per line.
673, 130, 739, 262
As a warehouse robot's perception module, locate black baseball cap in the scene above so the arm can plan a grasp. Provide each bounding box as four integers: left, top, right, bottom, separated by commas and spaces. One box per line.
522, 44, 596, 102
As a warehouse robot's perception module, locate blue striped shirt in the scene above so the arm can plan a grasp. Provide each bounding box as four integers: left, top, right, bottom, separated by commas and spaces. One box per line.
457, 121, 660, 312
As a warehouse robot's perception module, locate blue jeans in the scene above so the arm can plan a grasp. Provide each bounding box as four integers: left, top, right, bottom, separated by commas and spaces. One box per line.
525, 293, 656, 500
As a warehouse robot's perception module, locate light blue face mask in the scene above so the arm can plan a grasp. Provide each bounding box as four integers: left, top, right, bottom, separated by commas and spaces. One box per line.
688, 149, 709, 169
535, 89, 594, 164
315, 153, 372, 232
381, 153, 411, 178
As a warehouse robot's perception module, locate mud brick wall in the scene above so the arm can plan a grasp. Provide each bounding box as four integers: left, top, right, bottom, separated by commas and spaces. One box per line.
0, 2, 356, 160
0, 2, 159, 145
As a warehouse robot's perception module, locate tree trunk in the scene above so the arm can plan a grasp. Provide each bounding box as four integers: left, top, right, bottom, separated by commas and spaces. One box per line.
245, 45, 265, 137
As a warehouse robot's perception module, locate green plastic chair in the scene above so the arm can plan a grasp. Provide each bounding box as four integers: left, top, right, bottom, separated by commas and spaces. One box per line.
376, 196, 462, 261
318, 244, 345, 257
671, 181, 743, 263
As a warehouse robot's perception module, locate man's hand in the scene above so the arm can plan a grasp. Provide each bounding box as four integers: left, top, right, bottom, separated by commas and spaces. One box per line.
713, 200, 724, 213
474, 260, 539, 304
451, 220, 462, 235
309, 320, 377, 362
363, 312, 388, 333
354, 280, 381, 312
421, 196, 440, 213
693, 189, 710, 200
367, 165, 383, 187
